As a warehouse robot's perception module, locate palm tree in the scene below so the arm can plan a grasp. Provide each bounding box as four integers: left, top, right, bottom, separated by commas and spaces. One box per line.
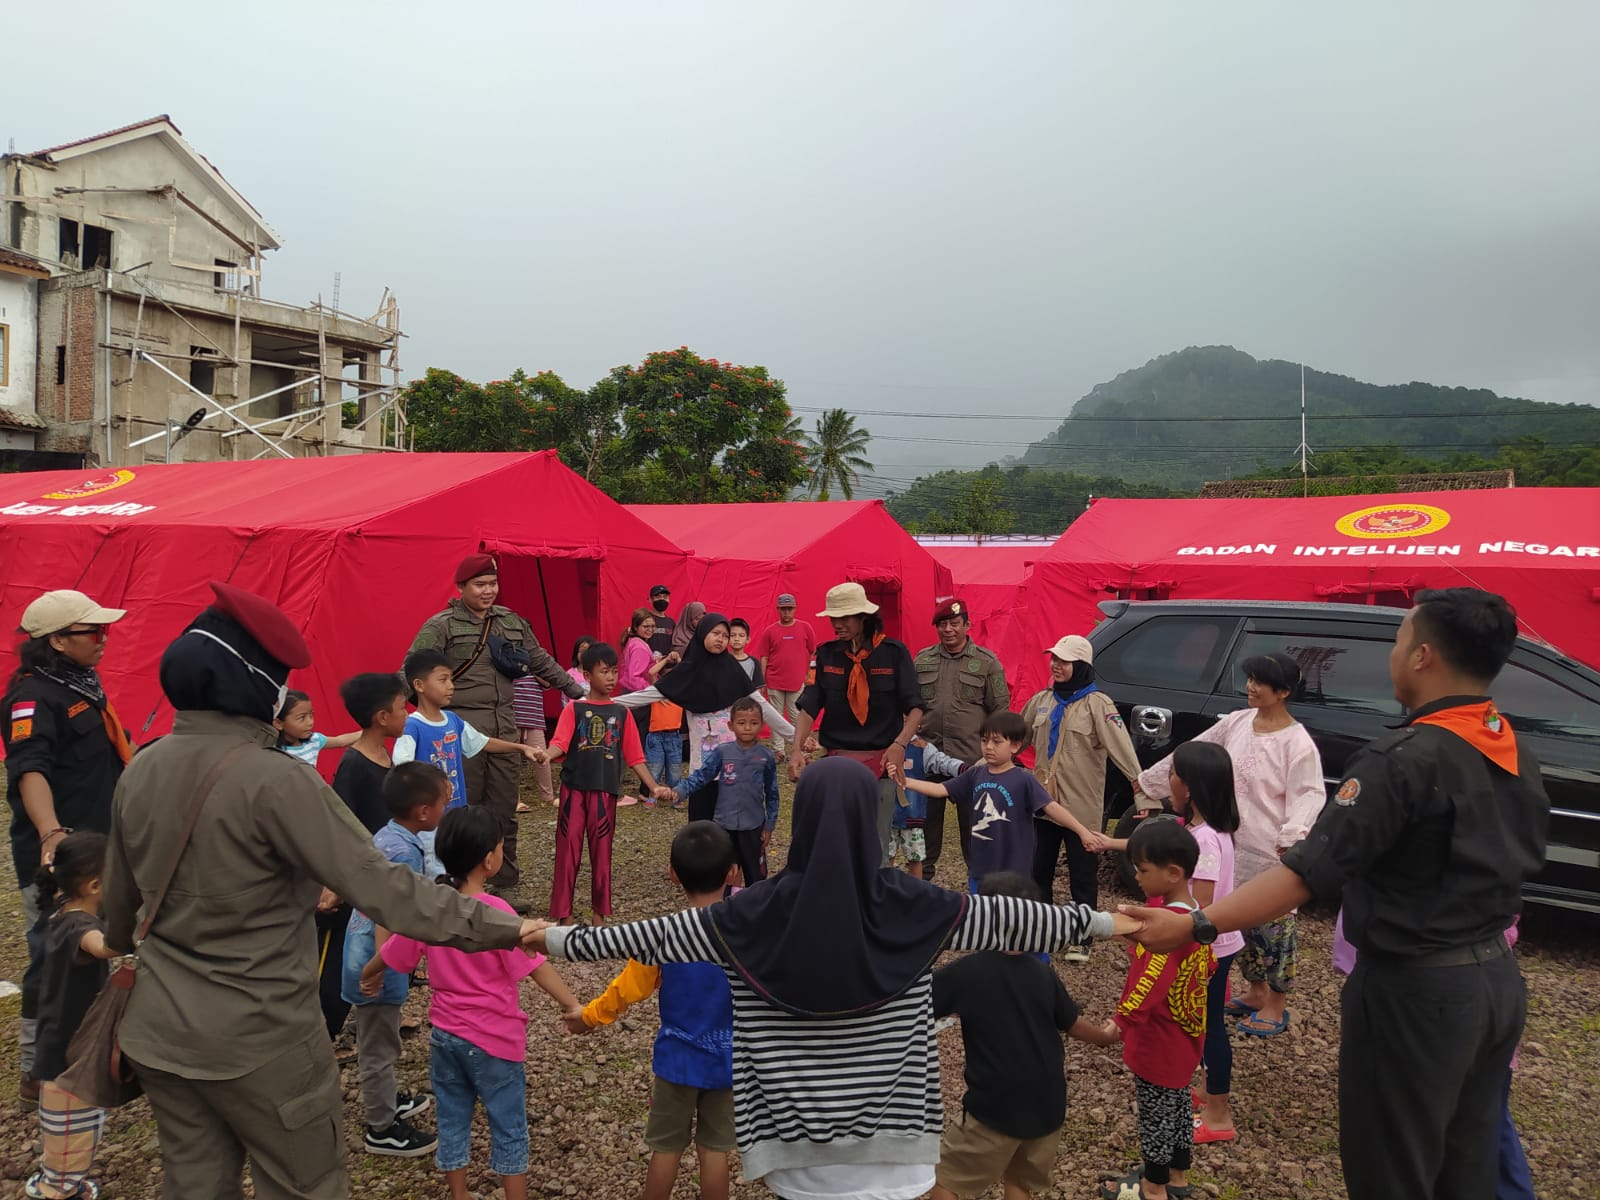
804, 408, 873, 501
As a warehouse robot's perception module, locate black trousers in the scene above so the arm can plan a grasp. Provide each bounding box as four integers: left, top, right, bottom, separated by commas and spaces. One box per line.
923, 791, 971, 877
1339, 950, 1524, 1200
729, 827, 766, 888
315, 905, 351, 1040
1031, 818, 1099, 910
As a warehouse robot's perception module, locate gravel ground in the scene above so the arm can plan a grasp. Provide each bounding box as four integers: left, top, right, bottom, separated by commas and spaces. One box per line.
1, 765, 1598, 1199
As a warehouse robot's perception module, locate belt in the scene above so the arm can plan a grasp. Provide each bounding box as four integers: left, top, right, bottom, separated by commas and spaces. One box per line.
1405, 935, 1510, 969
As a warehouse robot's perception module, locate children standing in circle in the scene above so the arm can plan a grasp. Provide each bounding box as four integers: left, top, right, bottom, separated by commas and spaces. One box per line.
273, 689, 360, 768
1165, 742, 1244, 1145
1107, 820, 1216, 1200
369, 806, 582, 1200
28, 831, 119, 1200
666, 696, 780, 885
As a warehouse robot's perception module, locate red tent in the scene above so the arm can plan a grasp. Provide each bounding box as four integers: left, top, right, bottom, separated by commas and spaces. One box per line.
919, 541, 1046, 686
1012, 488, 1600, 698
0, 453, 690, 755
627, 500, 954, 643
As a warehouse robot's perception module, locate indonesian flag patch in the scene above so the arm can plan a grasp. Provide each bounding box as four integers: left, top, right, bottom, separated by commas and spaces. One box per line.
11, 703, 35, 720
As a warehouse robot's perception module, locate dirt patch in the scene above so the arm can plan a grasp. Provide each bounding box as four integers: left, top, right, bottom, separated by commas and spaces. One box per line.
2, 766, 1597, 1198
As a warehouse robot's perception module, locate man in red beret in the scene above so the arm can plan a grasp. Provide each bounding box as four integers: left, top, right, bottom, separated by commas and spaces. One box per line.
913, 597, 1010, 883
102, 583, 547, 1198
408, 554, 583, 906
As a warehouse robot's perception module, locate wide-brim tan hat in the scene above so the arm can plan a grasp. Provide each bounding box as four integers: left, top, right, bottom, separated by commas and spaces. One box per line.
20, 590, 128, 638
817, 582, 880, 619
1046, 634, 1093, 664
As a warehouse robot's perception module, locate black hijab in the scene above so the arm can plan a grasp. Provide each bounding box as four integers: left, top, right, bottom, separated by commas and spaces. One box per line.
704, 757, 968, 1017
158, 608, 289, 721
656, 612, 755, 716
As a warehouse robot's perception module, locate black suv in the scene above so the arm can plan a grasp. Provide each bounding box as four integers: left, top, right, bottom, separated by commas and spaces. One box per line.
1090, 600, 1600, 913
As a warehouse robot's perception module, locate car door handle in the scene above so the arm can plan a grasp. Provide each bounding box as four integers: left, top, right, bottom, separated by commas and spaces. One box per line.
1132, 705, 1172, 740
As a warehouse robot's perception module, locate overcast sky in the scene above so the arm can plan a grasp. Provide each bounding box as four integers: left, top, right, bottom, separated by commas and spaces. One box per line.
5, 2, 1597, 491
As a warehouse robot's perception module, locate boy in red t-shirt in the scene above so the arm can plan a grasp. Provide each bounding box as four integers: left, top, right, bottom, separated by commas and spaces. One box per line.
1108, 820, 1215, 1200
535, 642, 663, 925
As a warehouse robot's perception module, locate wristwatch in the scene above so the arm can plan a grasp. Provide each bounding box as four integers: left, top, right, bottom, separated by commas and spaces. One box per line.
1191, 909, 1220, 946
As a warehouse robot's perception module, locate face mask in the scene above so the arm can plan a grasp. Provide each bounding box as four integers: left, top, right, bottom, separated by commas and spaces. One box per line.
652, 598, 669, 613
186, 628, 288, 717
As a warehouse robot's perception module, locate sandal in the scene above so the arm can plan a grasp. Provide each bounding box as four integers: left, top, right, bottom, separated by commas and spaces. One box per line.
1239, 1010, 1290, 1037
515, 802, 532, 813
1097, 1166, 1194, 1200
1193, 1115, 1238, 1144
1222, 998, 1257, 1017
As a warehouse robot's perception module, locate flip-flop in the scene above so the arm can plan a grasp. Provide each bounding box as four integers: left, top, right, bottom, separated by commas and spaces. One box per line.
1239, 1010, 1290, 1037
1097, 1167, 1194, 1199
515, 802, 532, 813
1194, 1115, 1238, 1144
1223, 998, 1257, 1017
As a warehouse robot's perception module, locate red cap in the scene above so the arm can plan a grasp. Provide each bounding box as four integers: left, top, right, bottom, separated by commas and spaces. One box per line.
207, 582, 312, 669
454, 553, 498, 585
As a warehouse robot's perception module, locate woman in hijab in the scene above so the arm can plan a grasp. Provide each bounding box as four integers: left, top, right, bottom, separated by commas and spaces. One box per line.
533, 758, 1136, 1199
101, 581, 538, 1199
668, 601, 707, 659
616, 612, 794, 773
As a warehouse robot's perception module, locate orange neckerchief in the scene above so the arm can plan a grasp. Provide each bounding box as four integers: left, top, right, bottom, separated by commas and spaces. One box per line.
845, 633, 886, 725
102, 701, 134, 767
1411, 701, 1518, 776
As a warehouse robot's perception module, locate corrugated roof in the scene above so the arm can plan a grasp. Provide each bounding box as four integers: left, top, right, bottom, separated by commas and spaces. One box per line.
0, 247, 50, 278
0, 407, 48, 431
1198, 471, 1515, 498
29, 115, 176, 158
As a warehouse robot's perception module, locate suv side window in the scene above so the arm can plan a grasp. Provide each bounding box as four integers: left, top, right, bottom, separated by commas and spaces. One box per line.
1231, 631, 1402, 717
1493, 662, 1600, 739
1096, 616, 1237, 692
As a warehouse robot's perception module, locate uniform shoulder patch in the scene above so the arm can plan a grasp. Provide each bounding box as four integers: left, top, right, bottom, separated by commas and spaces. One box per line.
1105, 711, 1125, 727
66, 700, 90, 718
1335, 778, 1361, 806
11, 719, 33, 740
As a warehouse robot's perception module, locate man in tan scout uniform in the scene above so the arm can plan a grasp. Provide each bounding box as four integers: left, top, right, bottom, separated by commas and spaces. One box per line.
105, 582, 540, 1199
1020, 633, 1142, 962
407, 554, 583, 898
914, 597, 1009, 882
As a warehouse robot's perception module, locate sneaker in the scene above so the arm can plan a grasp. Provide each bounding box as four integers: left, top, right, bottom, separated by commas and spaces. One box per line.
394, 1090, 433, 1121
1062, 944, 1091, 964
26, 1176, 100, 1198
19, 1075, 39, 1111
364, 1117, 437, 1157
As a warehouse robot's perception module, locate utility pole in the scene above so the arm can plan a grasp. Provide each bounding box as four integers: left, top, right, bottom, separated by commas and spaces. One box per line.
1295, 363, 1313, 497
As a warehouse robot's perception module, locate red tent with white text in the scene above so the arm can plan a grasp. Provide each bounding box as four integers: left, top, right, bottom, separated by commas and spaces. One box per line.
1010, 489, 1600, 699
628, 500, 954, 643
0, 453, 690, 757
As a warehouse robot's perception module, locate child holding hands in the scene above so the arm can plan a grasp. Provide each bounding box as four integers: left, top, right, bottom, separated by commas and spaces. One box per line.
369, 806, 581, 1200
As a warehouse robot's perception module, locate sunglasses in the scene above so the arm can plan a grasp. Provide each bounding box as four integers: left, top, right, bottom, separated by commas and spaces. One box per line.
57, 625, 109, 644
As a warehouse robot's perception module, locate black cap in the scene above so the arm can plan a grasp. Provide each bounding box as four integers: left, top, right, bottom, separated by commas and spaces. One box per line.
650, 584, 671, 598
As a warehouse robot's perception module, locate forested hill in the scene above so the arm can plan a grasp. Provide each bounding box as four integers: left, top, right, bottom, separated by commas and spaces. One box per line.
1020, 346, 1600, 488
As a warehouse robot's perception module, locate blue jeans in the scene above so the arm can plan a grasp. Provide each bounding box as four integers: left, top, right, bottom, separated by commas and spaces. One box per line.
1498, 1068, 1534, 1199
429, 1027, 529, 1176
646, 730, 683, 790
1202, 951, 1237, 1095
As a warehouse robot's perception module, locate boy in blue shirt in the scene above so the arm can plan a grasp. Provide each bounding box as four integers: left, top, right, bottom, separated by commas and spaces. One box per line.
567, 822, 738, 1200
342, 762, 450, 1158
894, 736, 966, 879
395, 649, 540, 879
665, 697, 779, 888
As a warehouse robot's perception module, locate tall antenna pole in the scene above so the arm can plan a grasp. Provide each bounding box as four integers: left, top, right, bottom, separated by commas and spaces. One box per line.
1295, 362, 1312, 497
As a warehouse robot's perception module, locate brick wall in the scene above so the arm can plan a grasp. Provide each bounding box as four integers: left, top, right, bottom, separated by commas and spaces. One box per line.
66, 284, 97, 422
38, 279, 99, 424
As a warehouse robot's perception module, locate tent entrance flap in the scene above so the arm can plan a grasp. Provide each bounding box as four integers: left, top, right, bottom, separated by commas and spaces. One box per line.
855, 577, 903, 639
492, 550, 600, 673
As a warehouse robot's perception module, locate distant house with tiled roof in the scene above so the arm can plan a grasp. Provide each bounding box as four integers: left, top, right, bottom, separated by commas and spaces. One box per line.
0, 116, 403, 469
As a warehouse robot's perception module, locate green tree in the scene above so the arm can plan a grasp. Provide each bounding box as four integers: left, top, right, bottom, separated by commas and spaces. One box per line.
402, 368, 505, 452
804, 408, 873, 501
604, 348, 809, 503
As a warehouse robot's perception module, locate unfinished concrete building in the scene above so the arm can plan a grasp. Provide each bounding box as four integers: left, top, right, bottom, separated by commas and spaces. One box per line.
1, 116, 403, 468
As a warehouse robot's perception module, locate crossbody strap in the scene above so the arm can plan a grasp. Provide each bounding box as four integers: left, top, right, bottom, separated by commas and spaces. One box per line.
452, 613, 497, 680
134, 741, 258, 947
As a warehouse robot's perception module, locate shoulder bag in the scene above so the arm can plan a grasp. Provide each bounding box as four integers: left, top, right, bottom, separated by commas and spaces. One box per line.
58, 741, 257, 1107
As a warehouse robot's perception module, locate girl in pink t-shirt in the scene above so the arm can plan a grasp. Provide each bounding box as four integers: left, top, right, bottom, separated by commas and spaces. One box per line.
1167, 741, 1246, 1146
372, 808, 582, 1200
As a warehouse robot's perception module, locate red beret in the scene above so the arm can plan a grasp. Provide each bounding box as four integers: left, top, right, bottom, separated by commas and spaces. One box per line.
454, 553, 498, 586
208, 581, 313, 669
932, 597, 969, 624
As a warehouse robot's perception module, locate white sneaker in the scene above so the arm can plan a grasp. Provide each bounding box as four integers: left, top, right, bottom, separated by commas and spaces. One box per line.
1062, 945, 1091, 964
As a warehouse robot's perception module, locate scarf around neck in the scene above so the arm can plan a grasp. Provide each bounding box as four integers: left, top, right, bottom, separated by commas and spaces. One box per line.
845, 632, 886, 725
32, 665, 132, 765
1048, 681, 1099, 757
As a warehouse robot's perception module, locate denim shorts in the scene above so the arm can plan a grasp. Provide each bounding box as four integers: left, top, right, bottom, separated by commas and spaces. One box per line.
429, 1027, 529, 1175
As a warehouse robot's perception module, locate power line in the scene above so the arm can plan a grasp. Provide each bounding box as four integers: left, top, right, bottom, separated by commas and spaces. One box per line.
790, 405, 1600, 424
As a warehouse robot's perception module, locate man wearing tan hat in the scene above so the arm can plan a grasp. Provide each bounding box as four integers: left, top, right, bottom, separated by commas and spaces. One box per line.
3, 589, 131, 1108
408, 554, 582, 904
791, 582, 922, 863
1020, 634, 1141, 961
914, 597, 1010, 883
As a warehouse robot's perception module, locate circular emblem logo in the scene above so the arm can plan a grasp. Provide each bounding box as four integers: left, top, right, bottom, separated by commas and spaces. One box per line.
42, 469, 137, 500
1335, 503, 1451, 540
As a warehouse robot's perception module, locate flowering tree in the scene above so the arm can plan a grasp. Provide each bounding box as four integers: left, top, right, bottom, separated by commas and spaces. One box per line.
602, 348, 810, 502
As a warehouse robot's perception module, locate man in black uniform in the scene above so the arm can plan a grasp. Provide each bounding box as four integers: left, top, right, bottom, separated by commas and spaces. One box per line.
647, 584, 676, 656
1127, 588, 1548, 1200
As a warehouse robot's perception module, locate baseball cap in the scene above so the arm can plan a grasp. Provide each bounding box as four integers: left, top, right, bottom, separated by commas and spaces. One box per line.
650, 584, 671, 598
19, 590, 127, 638
776, 594, 796, 607
1046, 635, 1093, 664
